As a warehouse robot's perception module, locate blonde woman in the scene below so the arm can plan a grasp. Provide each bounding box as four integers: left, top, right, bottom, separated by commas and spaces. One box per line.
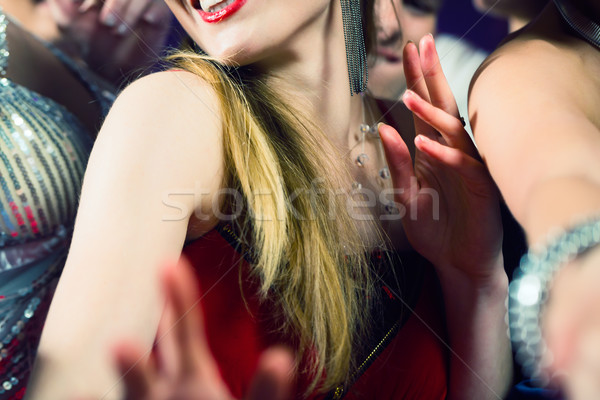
26, 1, 511, 399
0, 0, 169, 398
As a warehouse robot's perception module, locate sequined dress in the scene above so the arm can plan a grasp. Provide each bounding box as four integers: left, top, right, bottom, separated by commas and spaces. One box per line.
0, 10, 114, 399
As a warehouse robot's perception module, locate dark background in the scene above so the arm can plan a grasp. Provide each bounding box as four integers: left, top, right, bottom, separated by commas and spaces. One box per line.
438, 0, 508, 53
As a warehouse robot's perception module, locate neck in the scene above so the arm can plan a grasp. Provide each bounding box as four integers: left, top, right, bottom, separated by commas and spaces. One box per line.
257, 0, 363, 148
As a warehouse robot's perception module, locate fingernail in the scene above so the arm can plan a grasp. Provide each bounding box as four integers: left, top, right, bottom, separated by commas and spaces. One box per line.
377, 122, 389, 139
104, 13, 117, 27
402, 89, 413, 100
427, 32, 434, 38
78, 0, 95, 12
143, 12, 157, 24
116, 23, 128, 36
415, 134, 429, 144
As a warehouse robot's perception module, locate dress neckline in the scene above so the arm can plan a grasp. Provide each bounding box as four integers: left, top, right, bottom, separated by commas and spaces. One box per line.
553, 0, 600, 49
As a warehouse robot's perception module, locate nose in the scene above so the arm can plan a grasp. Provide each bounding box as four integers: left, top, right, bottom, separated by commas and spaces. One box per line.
376, 0, 402, 44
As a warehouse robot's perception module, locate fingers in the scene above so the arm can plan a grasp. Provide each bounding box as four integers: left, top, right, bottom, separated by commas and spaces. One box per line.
100, 0, 128, 27
155, 292, 182, 377
403, 89, 479, 159
544, 266, 583, 372
121, 0, 154, 31
100, 0, 154, 34
414, 135, 489, 183
246, 347, 295, 400
564, 325, 600, 400
402, 41, 430, 102
114, 341, 154, 400
143, 0, 171, 24
161, 257, 220, 378
379, 123, 418, 206
79, 0, 101, 13
402, 41, 438, 140
418, 34, 460, 117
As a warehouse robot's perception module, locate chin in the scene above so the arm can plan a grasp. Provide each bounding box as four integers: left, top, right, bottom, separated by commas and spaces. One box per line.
171, 0, 332, 68
368, 65, 406, 100
196, 37, 264, 66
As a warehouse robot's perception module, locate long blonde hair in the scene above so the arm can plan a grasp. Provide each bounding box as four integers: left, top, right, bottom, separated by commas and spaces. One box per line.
169, 1, 378, 393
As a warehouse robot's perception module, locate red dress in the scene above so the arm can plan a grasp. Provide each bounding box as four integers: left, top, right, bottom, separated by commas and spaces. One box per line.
182, 226, 448, 399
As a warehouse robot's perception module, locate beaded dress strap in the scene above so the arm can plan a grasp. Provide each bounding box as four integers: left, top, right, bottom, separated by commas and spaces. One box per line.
0, 8, 8, 77
42, 38, 115, 116
0, 7, 114, 115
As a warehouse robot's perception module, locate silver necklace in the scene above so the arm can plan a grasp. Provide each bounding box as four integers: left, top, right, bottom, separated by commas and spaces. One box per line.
351, 93, 398, 215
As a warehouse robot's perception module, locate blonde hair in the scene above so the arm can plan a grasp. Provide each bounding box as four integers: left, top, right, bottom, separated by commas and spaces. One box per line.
168, 1, 378, 393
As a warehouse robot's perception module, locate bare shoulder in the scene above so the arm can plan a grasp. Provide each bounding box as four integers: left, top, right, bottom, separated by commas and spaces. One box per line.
94, 70, 224, 174
469, 32, 597, 124
471, 38, 571, 105
121, 69, 221, 104
83, 69, 225, 228
106, 70, 222, 141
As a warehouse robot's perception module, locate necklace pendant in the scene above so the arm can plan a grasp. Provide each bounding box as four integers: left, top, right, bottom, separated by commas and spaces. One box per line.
360, 124, 370, 135
384, 203, 400, 215
367, 124, 379, 139
356, 153, 369, 167
379, 166, 391, 179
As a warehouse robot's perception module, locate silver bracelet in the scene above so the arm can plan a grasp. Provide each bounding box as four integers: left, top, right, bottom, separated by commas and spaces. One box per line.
508, 215, 600, 385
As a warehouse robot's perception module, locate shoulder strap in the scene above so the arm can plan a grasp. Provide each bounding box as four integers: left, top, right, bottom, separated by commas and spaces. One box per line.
0, 7, 114, 115
0, 7, 9, 77
553, 0, 600, 49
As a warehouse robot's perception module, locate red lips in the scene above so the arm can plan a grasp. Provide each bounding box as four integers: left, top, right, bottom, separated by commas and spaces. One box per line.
197, 0, 247, 23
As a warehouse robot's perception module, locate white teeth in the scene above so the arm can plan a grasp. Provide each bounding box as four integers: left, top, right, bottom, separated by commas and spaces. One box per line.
199, 0, 235, 12
199, 0, 220, 10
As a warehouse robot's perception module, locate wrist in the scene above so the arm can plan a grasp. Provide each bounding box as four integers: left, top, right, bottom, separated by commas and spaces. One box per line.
435, 256, 508, 299
509, 215, 600, 383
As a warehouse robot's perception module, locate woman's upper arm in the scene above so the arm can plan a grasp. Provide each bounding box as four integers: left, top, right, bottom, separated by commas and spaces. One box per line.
468, 42, 600, 231
28, 71, 223, 398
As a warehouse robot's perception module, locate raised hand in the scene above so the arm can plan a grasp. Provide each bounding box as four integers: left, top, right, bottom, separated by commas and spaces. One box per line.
46, 0, 172, 82
91, 0, 170, 32
379, 34, 513, 398
379, 34, 503, 283
113, 257, 294, 400
543, 247, 600, 399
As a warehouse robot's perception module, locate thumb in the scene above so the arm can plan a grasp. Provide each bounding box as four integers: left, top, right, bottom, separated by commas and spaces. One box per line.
246, 347, 295, 400
113, 340, 154, 400
379, 123, 417, 206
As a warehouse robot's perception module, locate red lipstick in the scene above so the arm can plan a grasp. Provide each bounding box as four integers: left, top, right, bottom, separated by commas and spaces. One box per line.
197, 0, 247, 23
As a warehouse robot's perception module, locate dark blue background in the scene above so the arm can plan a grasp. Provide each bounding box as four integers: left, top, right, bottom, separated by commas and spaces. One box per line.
437, 0, 508, 53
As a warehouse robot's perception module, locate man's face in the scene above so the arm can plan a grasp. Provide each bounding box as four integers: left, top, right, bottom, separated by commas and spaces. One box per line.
368, 0, 437, 100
